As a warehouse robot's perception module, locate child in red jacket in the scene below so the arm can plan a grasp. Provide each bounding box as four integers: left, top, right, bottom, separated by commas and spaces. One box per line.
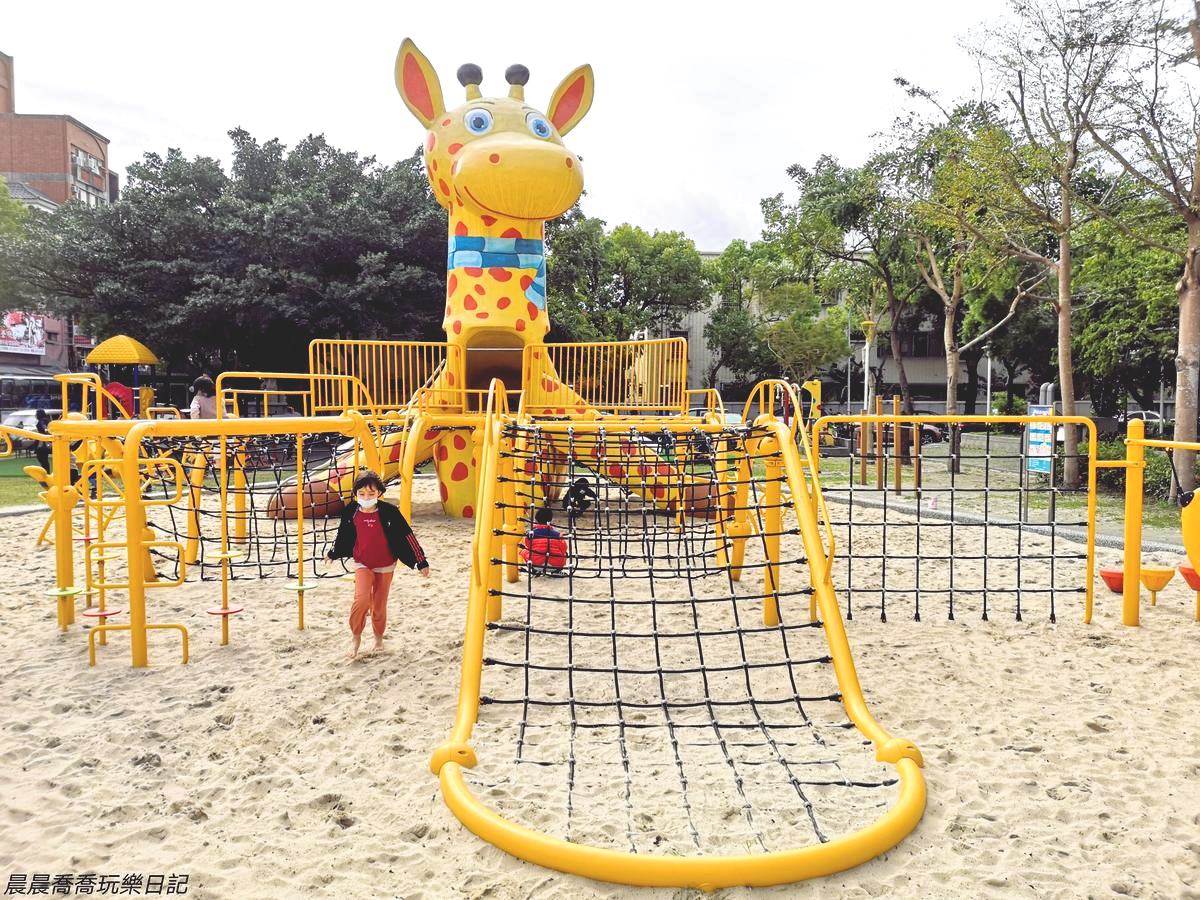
326, 471, 429, 659
519, 506, 568, 571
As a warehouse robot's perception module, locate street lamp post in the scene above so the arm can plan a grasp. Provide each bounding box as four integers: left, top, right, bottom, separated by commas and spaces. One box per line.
984, 340, 993, 415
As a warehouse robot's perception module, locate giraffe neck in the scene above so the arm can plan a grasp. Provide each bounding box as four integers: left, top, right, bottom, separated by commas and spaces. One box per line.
442, 207, 549, 342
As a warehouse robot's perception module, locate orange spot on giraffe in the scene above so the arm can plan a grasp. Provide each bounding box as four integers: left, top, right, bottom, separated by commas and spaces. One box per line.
464, 267, 483, 277
462, 505, 474, 518
527, 302, 539, 321
453, 434, 467, 450
452, 320, 462, 334
447, 372, 456, 386
515, 319, 526, 332
425, 133, 436, 152
502, 228, 522, 238
473, 284, 485, 295
447, 274, 457, 295
464, 296, 478, 310
437, 445, 448, 461
455, 221, 468, 236
489, 268, 512, 282
450, 462, 469, 481
438, 179, 450, 195
520, 275, 533, 291
496, 296, 511, 310
439, 482, 448, 502
481, 215, 496, 226
476, 312, 489, 319
608, 464, 625, 478
448, 142, 463, 155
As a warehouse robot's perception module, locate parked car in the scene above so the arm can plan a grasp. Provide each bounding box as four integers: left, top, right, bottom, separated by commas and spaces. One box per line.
1121, 409, 1167, 436
1, 408, 62, 450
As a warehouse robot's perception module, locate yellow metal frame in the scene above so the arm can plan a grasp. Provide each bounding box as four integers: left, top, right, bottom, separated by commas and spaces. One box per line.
214, 371, 380, 419
813, 413, 1100, 623
308, 338, 456, 413
522, 338, 689, 417
428, 378, 925, 890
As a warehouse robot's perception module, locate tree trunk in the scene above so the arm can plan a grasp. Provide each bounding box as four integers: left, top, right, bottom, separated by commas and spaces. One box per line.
886, 291, 915, 413
1174, 223, 1200, 494
962, 348, 984, 416
1058, 183, 1080, 489
945, 310, 960, 474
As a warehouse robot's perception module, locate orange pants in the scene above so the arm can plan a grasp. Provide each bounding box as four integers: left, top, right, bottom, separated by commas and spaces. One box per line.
349, 568, 395, 638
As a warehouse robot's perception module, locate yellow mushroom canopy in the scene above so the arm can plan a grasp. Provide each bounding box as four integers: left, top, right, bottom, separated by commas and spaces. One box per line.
85, 335, 159, 366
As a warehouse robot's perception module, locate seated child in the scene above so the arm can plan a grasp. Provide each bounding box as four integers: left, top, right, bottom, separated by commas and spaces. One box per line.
561, 477, 599, 523
519, 506, 569, 570
326, 471, 430, 659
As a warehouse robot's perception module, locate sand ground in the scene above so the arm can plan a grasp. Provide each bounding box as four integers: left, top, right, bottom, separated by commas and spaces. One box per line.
1, 477, 1198, 899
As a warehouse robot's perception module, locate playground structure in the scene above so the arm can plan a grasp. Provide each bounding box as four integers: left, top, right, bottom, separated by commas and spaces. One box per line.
1, 37, 1199, 892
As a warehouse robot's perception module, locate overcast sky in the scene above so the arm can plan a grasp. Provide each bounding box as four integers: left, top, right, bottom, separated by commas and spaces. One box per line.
6, 0, 1011, 251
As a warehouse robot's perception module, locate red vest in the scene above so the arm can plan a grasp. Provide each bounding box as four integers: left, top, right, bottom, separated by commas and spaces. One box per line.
520, 535, 568, 569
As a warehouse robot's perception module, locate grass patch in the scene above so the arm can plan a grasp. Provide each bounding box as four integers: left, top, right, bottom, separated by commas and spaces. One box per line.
0, 453, 41, 507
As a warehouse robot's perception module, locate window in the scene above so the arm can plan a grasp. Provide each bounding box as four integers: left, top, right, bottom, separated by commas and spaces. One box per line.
46, 331, 59, 343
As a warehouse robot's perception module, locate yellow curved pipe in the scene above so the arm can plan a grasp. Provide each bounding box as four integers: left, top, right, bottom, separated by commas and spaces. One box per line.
430, 382, 926, 889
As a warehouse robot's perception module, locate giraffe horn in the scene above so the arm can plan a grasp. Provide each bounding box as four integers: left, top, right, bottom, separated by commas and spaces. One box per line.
457, 63, 483, 101
506, 64, 529, 101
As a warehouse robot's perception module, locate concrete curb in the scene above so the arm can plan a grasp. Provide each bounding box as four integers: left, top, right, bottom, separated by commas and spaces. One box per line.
0, 504, 43, 518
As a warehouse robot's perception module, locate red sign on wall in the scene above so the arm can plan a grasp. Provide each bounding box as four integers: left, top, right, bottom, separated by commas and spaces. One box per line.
0, 311, 46, 356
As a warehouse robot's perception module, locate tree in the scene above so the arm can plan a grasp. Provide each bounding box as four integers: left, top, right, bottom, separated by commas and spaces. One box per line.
763, 154, 922, 411
1, 129, 446, 373
1073, 200, 1183, 413
545, 218, 706, 341
757, 282, 850, 383
701, 240, 773, 387
1081, 0, 1200, 490
961, 0, 1136, 486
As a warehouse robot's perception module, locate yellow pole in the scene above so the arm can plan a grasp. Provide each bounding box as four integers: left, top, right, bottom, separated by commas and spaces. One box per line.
763, 449, 782, 626
892, 396, 901, 495
218, 433, 232, 645
48, 434, 80, 630
124, 424, 151, 667
232, 443, 248, 542
875, 396, 884, 491
1122, 418, 1145, 627
295, 431, 307, 630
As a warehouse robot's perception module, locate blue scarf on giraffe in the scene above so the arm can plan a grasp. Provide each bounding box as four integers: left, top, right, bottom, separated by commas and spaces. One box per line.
447, 236, 546, 308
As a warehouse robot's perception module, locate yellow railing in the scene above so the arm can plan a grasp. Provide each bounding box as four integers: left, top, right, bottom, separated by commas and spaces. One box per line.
56, 373, 131, 419
429, 381, 926, 888
308, 339, 456, 413
522, 338, 688, 416
214, 371, 379, 419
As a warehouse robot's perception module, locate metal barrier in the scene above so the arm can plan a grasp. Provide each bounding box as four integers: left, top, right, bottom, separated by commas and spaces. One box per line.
521, 338, 688, 416
214, 371, 379, 419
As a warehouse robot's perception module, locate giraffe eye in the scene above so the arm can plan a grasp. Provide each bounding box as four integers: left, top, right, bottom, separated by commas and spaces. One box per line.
526, 113, 553, 140
464, 108, 493, 135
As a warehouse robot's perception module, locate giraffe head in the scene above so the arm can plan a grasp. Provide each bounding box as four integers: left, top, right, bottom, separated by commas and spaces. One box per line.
395, 38, 592, 223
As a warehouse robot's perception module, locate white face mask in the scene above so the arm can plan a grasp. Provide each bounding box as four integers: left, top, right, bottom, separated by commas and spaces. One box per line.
357, 496, 378, 510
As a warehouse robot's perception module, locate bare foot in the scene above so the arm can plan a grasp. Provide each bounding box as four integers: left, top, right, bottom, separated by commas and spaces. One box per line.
371, 637, 385, 654
347, 634, 361, 661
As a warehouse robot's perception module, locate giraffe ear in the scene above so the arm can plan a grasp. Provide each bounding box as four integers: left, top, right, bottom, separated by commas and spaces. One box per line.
546, 64, 594, 136
395, 38, 446, 129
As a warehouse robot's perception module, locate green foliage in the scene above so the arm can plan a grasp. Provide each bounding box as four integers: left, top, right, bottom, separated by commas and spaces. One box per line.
546, 215, 706, 341
1, 129, 446, 372
991, 392, 1026, 416
1073, 200, 1182, 412
699, 240, 773, 386
758, 282, 850, 382
1069, 439, 1197, 500
0, 180, 28, 239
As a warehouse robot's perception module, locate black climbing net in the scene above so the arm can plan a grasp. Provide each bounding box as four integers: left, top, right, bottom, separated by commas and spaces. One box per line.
135, 429, 403, 581
816, 419, 1090, 622
466, 423, 896, 855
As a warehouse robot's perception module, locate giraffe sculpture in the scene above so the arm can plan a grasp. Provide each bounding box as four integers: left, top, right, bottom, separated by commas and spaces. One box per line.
393, 38, 594, 517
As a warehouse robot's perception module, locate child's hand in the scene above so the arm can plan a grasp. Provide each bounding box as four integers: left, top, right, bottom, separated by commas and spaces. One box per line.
419, 567, 431, 578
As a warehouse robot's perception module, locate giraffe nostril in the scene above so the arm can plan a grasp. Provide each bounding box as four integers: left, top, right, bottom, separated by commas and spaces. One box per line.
489, 153, 501, 164
565, 157, 574, 169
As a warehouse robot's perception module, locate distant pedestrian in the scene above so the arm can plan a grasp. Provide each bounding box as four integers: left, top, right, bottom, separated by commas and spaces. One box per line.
189, 376, 217, 419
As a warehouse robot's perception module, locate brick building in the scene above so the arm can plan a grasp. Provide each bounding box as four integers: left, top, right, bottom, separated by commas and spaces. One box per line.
0, 51, 117, 206
0, 50, 102, 406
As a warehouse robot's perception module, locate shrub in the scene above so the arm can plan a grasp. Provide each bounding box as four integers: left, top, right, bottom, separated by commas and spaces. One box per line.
991, 393, 1027, 417
1058, 438, 1199, 500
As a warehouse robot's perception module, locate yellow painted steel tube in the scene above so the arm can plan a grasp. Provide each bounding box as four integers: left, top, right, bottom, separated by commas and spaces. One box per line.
430, 386, 925, 890
1122, 418, 1145, 627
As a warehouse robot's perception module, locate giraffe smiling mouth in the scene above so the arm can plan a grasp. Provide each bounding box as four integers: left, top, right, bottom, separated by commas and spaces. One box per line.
462, 186, 565, 223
